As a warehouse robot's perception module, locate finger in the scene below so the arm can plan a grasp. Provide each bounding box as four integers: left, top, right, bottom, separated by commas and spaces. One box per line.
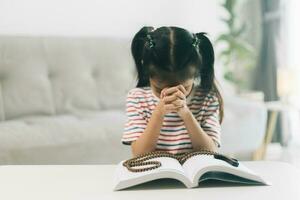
163, 94, 177, 103
160, 87, 169, 98
175, 90, 186, 100
164, 85, 187, 96
177, 85, 187, 95
172, 99, 184, 107
164, 86, 180, 96
160, 90, 164, 99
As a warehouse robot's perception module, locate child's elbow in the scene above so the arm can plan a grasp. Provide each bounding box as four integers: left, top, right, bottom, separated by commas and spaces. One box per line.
131, 140, 155, 158
131, 141, 139, 157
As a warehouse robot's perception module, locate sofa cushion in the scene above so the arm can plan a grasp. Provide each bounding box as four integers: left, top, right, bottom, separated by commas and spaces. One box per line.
0, 110, 131, 164
0, 36, 136, 120
0, 37, 55, 120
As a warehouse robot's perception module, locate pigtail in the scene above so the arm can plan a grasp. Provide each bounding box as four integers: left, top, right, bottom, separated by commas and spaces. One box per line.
194, 32, 215, 91
194, 32, 224, 123
131, 26, 155, 87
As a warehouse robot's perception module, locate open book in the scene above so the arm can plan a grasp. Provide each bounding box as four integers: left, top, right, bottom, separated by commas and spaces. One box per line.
113, 154, 272, 191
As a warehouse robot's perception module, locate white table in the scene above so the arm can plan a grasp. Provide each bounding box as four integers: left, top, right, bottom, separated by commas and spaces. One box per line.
0, 161, 299, 200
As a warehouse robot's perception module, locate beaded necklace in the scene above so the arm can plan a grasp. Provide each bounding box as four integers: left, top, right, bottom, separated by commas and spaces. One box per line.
122, 149, 239, 172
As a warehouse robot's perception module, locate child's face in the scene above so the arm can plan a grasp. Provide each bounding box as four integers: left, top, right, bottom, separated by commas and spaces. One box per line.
150, 78, 194, 99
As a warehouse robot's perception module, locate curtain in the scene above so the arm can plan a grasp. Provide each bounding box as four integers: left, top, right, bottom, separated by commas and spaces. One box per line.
253, 0, 285, 145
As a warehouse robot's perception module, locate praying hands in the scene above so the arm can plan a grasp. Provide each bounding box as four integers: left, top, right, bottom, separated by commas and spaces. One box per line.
158, 85, 191, 118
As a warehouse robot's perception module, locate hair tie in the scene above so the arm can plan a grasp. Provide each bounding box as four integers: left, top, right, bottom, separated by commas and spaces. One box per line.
146, 34, 155, 49
192, 34, 200, 48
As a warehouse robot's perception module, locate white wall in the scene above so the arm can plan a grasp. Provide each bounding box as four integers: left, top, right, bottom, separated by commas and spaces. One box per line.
0, 0, 225, 39
0, 0, 228, 85
286, 0, 300, 68
285, 0, 300, 145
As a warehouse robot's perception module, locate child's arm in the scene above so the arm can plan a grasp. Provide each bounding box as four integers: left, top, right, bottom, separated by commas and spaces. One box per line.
131, 102, 164, 157
131, 87, 183, 157
181, 109, 218, 152
162, 86, 219, 152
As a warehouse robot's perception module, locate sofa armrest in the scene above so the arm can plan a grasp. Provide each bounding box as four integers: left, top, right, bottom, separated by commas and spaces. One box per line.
220, 93, 267, 160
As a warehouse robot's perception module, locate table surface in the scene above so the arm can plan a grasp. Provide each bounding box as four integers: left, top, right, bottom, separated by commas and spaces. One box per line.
0, 161, 299, 200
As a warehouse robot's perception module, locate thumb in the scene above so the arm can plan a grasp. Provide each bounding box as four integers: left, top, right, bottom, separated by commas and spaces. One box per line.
160, 88, 167, 99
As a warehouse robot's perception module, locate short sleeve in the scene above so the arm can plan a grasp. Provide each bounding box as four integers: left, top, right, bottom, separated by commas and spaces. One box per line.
121, 90, 147, 145
200, 94, 222, 148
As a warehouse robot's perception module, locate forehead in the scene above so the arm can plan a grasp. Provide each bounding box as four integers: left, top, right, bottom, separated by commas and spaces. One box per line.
151, 78, 193, 88
149, 64, 198, 88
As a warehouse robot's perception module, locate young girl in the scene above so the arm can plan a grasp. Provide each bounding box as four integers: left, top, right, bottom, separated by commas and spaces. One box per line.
121, 26, 224, 157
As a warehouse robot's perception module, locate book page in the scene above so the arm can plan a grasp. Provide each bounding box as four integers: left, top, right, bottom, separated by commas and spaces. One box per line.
118, 157, 185, 180
181, 154, 263, 185
113, 156, 190, 190
198, 171, 267, 185
182, 154, 216, 182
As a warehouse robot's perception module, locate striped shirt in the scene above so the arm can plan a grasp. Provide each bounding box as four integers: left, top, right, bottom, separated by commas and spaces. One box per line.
121, 84, 221, 155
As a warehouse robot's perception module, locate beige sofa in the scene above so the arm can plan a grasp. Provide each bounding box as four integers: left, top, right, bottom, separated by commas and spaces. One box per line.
0, 35, 267, 164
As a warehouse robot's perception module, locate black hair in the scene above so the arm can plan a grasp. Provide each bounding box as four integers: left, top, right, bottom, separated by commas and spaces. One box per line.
130, 26, 224, 123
